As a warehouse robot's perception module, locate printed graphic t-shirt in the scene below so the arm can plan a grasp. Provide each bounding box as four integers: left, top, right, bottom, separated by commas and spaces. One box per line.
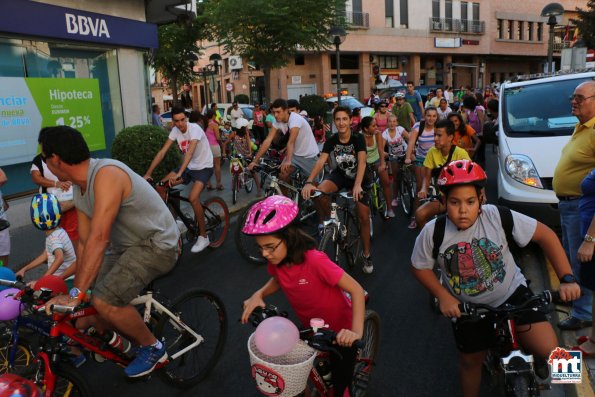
382, 127, 408, 158
411, 205, 537, 306
168, 122, 213, 170
267, 249, 352, 332
322, 133, 366, 180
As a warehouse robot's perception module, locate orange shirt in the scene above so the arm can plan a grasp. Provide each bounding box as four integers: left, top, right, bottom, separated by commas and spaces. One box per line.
453, 125, 476, 151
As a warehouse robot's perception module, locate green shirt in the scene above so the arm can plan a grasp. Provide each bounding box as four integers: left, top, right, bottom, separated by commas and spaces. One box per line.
392, 103, 414, 131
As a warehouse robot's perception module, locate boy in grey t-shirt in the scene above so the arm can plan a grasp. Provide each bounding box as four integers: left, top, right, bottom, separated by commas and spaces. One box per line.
410, 160, 580, 397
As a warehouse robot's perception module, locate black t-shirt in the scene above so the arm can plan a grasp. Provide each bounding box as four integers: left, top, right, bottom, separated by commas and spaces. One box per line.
322, 133, 366, 180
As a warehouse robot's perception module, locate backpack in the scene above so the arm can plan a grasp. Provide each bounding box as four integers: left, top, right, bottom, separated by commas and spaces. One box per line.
466, 108, 482, 135
431, 205, 521, 262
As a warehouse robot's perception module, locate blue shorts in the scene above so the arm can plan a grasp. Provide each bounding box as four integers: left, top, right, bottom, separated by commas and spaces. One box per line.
413, 155, 425, 167
173, 167, 213, 186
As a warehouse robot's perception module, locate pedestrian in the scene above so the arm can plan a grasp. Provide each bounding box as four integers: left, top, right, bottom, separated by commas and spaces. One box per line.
391, 92, 416, 132
553, 80, 595, 330
411, 160, 580, 397
252, 103, 266, 144
436, 98, 452, 121
151, 104, 162, 127
204, 110, 223, 191
229, 102, 243, 130
0, 168, 8, 267
209, 103, 222, 125
405, 81, 424, 121
240, 195, 366, 397
574, 169, 595, 354
180, 83, 192, 109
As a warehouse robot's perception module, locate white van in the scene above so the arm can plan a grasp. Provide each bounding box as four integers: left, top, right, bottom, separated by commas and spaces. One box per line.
497, 71, 595, 226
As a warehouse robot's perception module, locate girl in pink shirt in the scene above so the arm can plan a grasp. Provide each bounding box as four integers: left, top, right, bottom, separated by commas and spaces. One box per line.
240, 196, 365, 396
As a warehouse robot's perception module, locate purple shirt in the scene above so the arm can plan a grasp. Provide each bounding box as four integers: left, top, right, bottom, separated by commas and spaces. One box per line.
580, 169, 595, 236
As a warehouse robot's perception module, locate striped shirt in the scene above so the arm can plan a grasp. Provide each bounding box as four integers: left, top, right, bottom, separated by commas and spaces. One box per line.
46, 227, 76, 276
413, 122, 435, 158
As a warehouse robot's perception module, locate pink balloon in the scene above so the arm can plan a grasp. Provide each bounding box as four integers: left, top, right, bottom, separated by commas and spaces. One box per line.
254, 317, 300, 356
0, 288, 22, 321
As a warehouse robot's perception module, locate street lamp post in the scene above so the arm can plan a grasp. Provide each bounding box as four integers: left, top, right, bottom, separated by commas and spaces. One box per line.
209, 53, 222, 102
329, 26, 347, 106
541, 3, 564, 74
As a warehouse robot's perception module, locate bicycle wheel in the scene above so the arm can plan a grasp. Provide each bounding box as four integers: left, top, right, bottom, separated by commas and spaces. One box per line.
0, 334, 33, 374
399, 170, 415, 216
234, 199, 267, 265
155, 289, 227, 388
204, 197, 229, 248
232, 174, 239, 205
319, 227, 339, 265
17, 361, 92, 397
338, 210, 362, 270
244, 172, 254, 193
352, 310, 380, 397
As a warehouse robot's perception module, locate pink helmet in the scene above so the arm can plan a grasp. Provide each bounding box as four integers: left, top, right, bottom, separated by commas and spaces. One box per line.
242, 195, 298, 235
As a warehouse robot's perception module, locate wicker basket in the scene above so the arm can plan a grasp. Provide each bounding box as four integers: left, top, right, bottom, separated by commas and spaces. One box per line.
248, 333, 317, 397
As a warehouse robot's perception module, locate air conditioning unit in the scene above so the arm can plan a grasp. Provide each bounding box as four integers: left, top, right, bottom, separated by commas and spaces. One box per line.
228, 56, 243, 70
369, 55, 379, 64
432, 21, 442, 30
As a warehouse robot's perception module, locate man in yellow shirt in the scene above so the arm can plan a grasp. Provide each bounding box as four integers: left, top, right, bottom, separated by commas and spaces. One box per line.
553, 81, 595, 331
415, 118, 471, 229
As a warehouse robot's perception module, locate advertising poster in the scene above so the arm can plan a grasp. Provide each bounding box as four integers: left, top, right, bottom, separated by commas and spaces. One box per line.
0, 77, 105, 166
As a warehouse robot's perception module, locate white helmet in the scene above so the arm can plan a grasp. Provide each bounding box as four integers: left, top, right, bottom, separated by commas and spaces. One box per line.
236, 118, 249, 129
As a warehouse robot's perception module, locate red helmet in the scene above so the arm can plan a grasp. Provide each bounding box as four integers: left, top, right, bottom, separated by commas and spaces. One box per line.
437, 160, 487, 191
33, 275, 68, 296
0, 374, 41, 397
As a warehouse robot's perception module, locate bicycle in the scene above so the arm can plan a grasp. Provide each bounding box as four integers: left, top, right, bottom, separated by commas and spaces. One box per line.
397, 160, 416, 216
312, 191, 362, 272
234, 158, 317, 265
150, 179, 230, 249
366, 165, 387, 240
229, 153, 255, 205
0, 277, 228, 395
248, 305, 380, 397
458, 290, 558, 397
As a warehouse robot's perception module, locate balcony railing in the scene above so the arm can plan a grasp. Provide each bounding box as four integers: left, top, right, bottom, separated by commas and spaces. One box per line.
553, 40, 573, 51
429, 17, 485, 34
339, 11, 369, 29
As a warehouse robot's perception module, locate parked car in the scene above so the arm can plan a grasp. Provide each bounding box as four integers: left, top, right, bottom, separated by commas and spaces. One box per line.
325, 96, 374, 118
496, 71, 595, 227
379, 87, 407, 101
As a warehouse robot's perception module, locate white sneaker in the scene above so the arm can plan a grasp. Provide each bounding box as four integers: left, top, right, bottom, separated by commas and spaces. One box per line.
386, 209, 395, 218
191, 236, 210, 253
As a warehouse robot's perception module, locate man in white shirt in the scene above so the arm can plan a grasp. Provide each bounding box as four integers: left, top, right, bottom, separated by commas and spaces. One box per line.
144, 106, 214, 253
229, 102, 244, 130
248, 98, 319, 184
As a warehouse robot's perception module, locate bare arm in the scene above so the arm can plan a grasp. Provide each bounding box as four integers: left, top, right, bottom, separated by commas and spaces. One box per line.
405, 128, 419, 162
377, 132, 386, 169
0, 169, 6, 186
45, 249, 64, 276
144, 139, 174, 179
283, 126, 300, 166
578, 215, 595, 263
250, 127, 277, 167
302, 153, 330, 199
411, 267, 461, 317
16, 250, 47, 277
174, 139, 198, 178
335, 272, 365, 344
240, 277, 281, 323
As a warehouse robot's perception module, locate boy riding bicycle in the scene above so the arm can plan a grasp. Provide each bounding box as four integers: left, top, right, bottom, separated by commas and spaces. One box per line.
410, 160, 581, 397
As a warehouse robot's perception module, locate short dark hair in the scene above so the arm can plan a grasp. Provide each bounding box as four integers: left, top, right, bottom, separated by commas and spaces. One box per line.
39, 126, 90, 165
287, 99, 300, 110
360, 116, 374, 131
271, 98, 288, 110
462, 95, 478, 110
333, 106, 351, 119
152, 104, 159, 112
171, 106, 186, 116
189, 110, 204, 124
407, 81, 414, 86
435, 119, 455, 135
270, 224, 317, 266
210, 103, 217, 109
487, 99, 499, 113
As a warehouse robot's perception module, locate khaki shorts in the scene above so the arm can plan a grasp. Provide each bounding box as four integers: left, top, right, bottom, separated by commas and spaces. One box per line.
93, 239, 178, 307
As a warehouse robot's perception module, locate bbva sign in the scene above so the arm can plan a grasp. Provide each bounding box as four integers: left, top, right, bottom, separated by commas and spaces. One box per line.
65, 13, 110, 38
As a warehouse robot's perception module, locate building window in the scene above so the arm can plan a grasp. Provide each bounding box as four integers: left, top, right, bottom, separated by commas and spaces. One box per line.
497, 19, 503, 39
472, 2, 479, 21
527, 22, 534, 41
385, 0, 394, 28
379, 55, 398, 69
461, 1, 468, 21
518, 21, 523, 40
294, 55, 305, 65
432, 0, 440, 19
508, 20, 514, 40
445, 0, 452, 20
537, 22, 543, 41
400, 0, 408, 27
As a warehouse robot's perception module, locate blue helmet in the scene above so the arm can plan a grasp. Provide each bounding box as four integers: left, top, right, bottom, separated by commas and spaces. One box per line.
30, 193, 62, 231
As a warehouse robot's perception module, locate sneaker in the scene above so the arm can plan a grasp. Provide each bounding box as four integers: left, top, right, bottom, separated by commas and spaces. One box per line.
191, 236, 210, 253
391, 198, 399, 207
362, 254, 374, 274
124, 342, 168, 378
407, 218, 417, 229
386, 209, 395, 218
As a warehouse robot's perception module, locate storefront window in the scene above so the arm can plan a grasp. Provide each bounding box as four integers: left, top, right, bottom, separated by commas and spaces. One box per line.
0, 37, 123, 194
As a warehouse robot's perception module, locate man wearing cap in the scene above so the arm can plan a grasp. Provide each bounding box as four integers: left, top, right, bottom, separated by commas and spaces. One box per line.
553, 80, 595, 330
391, 92, 416, 132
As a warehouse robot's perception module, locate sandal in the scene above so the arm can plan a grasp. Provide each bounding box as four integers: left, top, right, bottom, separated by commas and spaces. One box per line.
576, 335, 595, 344
216, 185, 224, 191
206, 185, 215, 191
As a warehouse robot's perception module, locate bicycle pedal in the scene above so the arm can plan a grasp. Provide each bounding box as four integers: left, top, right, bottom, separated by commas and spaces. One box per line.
537, 383, 551, 391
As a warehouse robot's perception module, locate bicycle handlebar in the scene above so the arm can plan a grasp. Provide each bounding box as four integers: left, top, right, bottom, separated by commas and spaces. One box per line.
310, 190, 355, 200
50, 304, 76, 314
458, 290, 560, 317
0, 278, 27, 290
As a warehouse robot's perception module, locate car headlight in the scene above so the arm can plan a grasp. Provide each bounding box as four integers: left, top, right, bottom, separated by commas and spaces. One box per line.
505, 155, 543, 188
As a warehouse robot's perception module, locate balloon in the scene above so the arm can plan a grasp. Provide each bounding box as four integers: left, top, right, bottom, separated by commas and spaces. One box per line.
0, 268, 16, 292
0, 288, 22, 321
254, 317, 300, 357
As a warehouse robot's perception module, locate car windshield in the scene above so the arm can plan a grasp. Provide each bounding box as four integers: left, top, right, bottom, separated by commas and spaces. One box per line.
502, 77, 593, 137
341, 97, 365, 110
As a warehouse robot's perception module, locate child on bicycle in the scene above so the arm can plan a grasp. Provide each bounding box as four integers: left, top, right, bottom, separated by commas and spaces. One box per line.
381, 114, 409, 213
222, 118, 261, 195
240, 195, 365, 396
415, 118, 470, 229
411, 160, 581, 397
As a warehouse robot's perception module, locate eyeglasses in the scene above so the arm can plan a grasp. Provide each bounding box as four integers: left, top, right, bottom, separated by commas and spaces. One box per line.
257, 239, 283, 254
569, 94, 595, 103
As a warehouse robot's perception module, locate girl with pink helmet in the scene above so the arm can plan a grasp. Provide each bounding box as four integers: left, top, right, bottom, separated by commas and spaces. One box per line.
241, 195, 366, 396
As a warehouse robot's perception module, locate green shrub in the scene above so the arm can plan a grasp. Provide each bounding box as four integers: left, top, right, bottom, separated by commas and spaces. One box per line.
235, 94, 250, 104
300, 95, 328, 119
111, 125, 181, 181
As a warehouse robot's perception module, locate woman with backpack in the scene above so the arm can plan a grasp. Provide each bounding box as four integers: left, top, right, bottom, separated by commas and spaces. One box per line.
448, 112, 480, 159
461, 96, 486, 165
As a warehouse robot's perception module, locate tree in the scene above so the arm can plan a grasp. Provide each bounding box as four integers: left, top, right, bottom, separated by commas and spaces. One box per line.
150, 13, 206, 107
203, 0, 345, 100
573, 0, 595, 49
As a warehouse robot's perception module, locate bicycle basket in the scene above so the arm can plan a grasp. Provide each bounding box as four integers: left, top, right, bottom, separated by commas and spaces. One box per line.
248, 333, 316, 397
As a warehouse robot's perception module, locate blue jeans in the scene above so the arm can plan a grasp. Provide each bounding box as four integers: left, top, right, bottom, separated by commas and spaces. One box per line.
560, 200, 593, 320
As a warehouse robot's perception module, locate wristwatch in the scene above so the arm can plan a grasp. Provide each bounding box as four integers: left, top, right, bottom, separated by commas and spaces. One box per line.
69, 287, 86, 301
585, 234, 594, 243
559, 274, 577, 284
